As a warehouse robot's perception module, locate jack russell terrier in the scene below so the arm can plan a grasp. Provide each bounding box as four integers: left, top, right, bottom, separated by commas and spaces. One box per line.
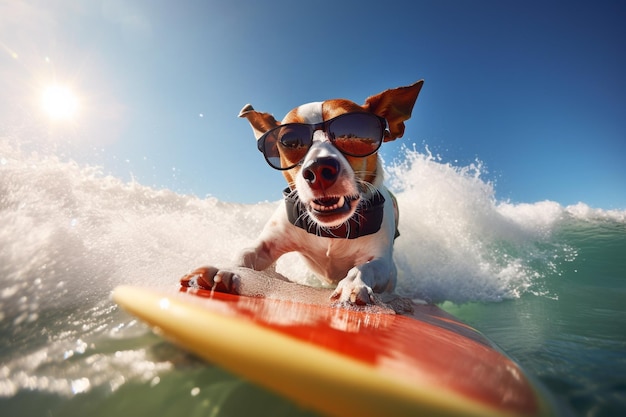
181, 81, 423, 305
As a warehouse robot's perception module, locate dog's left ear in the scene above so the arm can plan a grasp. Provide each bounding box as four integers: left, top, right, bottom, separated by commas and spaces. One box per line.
363, 80, 424, 142
239, 104, 280, 140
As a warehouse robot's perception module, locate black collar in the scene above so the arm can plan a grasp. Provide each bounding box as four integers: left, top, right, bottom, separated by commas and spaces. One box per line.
283, 188, 386, 239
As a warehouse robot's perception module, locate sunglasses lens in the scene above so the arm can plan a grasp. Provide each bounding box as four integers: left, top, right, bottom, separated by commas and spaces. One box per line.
329, 113, 383, 157
261, 124, 312, 169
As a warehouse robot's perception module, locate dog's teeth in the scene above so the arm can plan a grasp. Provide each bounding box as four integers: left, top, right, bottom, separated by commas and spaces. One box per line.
310, 196, 350, 213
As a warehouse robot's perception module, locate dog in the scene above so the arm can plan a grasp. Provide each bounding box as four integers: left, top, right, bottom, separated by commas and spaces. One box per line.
181, 81, 423, 305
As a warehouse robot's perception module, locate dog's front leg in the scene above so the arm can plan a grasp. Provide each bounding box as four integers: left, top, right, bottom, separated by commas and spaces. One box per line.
235, 240, 279, 271
180, 239, 282, 293
331, 257, 397, 305
180, 206, 293, 293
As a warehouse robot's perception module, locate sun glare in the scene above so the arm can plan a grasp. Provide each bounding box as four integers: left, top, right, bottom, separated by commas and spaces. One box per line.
41, 85, 79, 121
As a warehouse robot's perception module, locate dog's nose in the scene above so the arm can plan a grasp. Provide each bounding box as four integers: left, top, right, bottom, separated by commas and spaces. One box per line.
302, 157, 340, 191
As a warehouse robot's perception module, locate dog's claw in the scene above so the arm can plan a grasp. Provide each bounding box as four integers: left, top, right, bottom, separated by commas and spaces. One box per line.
180, 266, 217, 289
180, 266, 240, 294
331, 282, 375, 306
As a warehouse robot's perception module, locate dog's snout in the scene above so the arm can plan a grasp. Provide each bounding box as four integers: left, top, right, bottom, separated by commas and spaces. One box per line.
302, 157, 340, 191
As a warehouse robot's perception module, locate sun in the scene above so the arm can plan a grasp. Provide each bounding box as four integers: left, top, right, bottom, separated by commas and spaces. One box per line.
41, 85, 79, 121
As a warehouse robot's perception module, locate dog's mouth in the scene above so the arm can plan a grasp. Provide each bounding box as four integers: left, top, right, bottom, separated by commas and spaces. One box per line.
310, 196, 349, 213
307, 195, 359, 226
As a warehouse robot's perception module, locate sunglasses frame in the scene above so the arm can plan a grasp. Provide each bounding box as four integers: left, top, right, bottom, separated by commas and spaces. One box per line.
256, 112, 389, 171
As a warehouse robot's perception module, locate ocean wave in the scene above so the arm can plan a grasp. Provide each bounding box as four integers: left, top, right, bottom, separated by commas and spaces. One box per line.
2, 139, 623, 313
1, 138, 624, 399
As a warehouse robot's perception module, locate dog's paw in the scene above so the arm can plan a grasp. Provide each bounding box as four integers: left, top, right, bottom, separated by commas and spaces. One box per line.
330, 274, 375, 305
180, 266, 240, 294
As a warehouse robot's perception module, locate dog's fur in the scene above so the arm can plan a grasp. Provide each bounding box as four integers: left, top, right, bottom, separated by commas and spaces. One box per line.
181, 81, 423, 304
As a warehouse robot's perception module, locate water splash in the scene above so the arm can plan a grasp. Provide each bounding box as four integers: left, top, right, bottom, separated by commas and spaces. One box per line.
385, 146, 578, 302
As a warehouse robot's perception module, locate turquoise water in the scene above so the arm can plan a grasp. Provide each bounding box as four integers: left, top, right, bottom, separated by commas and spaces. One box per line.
1, 140, 625, 416
444, 220, 626, 416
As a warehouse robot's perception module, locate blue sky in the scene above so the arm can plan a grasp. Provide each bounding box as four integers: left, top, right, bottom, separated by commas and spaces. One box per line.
1, 0, 625, 208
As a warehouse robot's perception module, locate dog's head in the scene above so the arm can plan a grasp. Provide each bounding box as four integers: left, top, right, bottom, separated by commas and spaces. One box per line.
240, 81, 423, 228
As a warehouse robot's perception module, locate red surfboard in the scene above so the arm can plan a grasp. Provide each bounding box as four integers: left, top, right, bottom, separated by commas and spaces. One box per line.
113, 284, 558, 417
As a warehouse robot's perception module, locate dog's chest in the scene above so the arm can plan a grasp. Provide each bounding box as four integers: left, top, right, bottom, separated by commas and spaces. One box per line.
294, 235, 375, 283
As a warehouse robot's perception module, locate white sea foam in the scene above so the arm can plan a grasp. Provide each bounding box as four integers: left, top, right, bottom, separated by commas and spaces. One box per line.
385, 148, 564, 301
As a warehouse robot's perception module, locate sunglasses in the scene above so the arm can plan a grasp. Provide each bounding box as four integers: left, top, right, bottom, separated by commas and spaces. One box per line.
256, 112, 389, 170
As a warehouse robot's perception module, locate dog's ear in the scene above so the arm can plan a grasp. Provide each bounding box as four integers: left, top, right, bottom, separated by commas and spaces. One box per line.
239, 104, 280, 139
363, 80, 423, 142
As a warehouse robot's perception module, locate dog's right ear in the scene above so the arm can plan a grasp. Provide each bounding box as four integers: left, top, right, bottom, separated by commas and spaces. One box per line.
239, 104, 280, 140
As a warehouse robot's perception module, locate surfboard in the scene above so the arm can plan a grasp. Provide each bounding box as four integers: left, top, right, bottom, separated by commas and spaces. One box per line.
113, 282, 558, 417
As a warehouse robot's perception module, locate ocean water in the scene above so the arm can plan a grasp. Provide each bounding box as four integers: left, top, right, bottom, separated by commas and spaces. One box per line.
1, 139, 625, 417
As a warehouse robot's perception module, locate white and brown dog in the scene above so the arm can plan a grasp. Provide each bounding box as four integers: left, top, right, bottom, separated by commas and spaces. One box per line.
181, 81, 423, 304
